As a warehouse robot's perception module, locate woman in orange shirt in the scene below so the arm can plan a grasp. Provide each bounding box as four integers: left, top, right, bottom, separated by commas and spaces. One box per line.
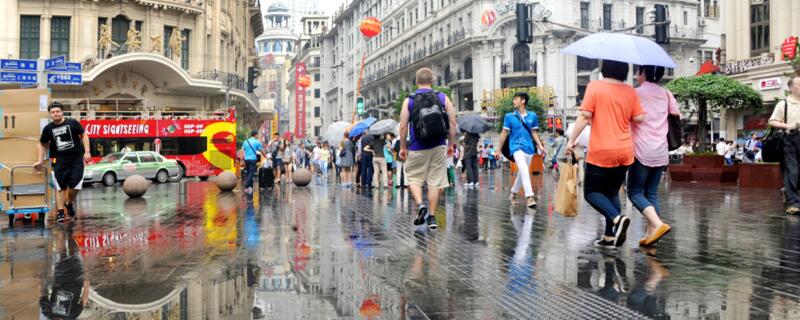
567, 60, 645, 248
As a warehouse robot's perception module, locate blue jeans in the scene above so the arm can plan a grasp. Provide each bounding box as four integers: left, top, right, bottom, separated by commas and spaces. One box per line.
244, 160, 257, 188
360, 154, 374, 187
626, 159, 664, 214
584, 163, 629, 237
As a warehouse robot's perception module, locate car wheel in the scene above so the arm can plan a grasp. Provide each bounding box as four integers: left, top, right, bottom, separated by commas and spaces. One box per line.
155, 170, 169, 183
169, 164, 185, 182
199, 176, 209, 181
102, 172, 117, 186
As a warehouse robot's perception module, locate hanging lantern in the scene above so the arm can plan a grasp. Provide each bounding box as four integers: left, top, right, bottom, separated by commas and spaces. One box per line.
359, 17, 382, 38
298, 74, 312, 88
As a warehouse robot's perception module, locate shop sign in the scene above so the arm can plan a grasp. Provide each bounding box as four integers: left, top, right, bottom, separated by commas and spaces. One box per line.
757, 77, 783, 91
782, 36, 798, 60
722, 55, 774, 75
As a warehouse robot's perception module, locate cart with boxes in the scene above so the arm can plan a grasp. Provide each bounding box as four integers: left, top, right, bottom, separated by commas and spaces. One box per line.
0, 88, 54, 227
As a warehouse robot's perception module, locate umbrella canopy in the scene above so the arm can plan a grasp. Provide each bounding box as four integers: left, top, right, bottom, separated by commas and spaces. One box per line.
325, 121, 350, 145
366, 119, 399, 136
282, 131, 293, 140
457, 114, 490, 134
562, 33, 676, 68
348, 117, 377, 138
696, 59, 720, 76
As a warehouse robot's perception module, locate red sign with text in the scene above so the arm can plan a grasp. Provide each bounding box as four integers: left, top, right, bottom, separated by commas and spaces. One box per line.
295, 63, 307, 139
83, 119, 221, 138
782, 36, 798, 60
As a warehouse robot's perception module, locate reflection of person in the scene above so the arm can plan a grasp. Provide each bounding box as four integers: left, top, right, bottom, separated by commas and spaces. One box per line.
36, 103, 91, 223
626, 256, 670, 318
39, 226, 89, 319
567, 60, 645, 248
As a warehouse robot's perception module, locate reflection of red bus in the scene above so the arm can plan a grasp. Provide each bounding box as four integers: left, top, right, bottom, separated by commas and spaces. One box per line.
79, 109, 237, 179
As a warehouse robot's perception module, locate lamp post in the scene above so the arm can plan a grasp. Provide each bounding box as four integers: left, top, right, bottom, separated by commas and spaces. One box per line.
552, 29, 576, 121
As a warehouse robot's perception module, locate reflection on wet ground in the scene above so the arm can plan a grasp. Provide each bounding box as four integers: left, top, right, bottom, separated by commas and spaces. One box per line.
0, 170, 798, 319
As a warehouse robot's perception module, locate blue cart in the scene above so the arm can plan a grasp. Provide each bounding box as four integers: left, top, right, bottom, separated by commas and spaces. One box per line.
3, 165, 49, 228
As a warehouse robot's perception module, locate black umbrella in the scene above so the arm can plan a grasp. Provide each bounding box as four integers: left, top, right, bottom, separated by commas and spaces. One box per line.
457, 114, 490, 134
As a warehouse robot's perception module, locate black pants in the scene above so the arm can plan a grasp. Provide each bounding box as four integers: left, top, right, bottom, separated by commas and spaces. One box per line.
782, 133, 800, 207
464, 155, 479, 184
244, 160, 257, 188
584, 163, 629, 237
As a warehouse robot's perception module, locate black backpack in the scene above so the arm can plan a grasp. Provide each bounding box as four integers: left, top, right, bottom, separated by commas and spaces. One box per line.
410, 91, 449, 143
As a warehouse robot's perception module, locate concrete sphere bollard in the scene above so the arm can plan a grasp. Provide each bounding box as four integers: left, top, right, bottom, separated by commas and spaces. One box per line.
292, 169, 312, 187
123, 175, 149, 197
215, 171, 238, 192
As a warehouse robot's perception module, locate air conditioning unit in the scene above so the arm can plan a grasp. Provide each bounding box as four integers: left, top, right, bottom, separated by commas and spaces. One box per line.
699, 19, 706, 27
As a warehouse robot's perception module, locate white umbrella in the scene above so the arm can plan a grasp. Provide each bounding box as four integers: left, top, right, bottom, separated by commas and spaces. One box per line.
562, 32, 677, 68
325, 121, 350, 145
366, 119, 399, 136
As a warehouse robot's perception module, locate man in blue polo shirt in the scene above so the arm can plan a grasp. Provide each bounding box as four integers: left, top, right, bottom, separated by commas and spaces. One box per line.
242, 130, 266, 194
498, 92, 546, 208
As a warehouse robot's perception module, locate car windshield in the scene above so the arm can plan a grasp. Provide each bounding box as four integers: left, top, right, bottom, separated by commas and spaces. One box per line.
99, 153, 123, 163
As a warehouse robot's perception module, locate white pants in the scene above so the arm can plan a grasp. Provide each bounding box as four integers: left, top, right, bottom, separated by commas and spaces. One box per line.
396, 160, 408, 186
511, 151, 534, 197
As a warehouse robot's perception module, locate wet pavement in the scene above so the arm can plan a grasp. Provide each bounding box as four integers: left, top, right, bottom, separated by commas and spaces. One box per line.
1, 169, 798, 319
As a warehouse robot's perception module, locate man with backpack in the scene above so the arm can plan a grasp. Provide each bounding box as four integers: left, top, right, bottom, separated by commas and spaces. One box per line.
498, 92, 546, 208
399, 68, 458, 229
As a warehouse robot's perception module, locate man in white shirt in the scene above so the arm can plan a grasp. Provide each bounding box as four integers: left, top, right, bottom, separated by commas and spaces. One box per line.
768, 75, 800, 214
715, 138, 727, 156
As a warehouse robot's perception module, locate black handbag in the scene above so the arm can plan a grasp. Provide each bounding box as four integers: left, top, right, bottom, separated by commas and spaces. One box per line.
665, 89, 682, 151
762, 99, 787, 163
501, 112, 534, 162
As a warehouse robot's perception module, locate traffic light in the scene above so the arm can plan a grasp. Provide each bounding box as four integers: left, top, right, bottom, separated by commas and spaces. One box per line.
516, 4, 532, 43
247, 66, 260, 93
356, 96, 364, 114
654, 4, 670, 44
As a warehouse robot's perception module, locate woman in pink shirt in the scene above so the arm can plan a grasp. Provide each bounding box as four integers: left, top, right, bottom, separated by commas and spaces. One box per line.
629, 66, 680, 247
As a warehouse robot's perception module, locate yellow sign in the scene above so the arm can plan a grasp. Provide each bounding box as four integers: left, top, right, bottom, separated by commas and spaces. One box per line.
482, 86, 555, 109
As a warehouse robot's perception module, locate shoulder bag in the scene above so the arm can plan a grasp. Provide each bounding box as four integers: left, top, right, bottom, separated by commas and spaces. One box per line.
246, 139, 261, 162
762, 99, 787, 163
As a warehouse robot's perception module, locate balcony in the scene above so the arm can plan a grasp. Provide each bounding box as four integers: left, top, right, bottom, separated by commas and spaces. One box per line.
132, 0, 204, 15
501, 61, 537, 75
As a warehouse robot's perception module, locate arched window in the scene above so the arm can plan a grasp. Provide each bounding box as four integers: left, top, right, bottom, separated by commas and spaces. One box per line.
513, 43, 531, 72
463, 57, 472, 79
274, 41, 283, 52
111, 15, 131, 46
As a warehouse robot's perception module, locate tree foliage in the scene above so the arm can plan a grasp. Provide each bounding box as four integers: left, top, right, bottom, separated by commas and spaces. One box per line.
493, 91, 546, 132
665, 74, 763, 112
393, 85, 453, 119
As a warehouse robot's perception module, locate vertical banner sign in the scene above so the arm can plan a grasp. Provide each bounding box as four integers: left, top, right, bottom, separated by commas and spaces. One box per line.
295, 63, 307, 139
782, 36, 798, 61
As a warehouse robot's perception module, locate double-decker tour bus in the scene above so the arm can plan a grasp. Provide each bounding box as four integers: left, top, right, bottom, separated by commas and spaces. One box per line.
72, 108, 237, 180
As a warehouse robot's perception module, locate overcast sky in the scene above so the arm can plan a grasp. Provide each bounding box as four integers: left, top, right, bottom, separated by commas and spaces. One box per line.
260, 0, 346, 15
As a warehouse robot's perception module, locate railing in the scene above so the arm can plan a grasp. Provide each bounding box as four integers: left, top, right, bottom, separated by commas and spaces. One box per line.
194, 70, 247, 92
501, 61, 537, 74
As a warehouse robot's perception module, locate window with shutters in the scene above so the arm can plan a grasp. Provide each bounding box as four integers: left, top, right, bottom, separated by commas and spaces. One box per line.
111, 15, 130, 46
164, 26, 175, 58
750, 0, 770, 57
20, 16, 40, 59
603, 4, 612, 30
51, 17, 70, 58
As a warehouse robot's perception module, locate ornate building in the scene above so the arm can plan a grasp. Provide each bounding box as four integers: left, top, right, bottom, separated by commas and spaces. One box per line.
287, 14, 329, 139
0, 0, 265, 127
256, 2, 298, 134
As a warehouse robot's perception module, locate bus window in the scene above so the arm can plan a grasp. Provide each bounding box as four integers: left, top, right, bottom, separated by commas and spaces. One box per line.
91, 137, 207, 157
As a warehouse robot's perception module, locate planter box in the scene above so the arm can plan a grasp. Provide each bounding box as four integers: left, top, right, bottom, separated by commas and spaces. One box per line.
721, 165, 739, 184
683, 155, 725, 168
668, 164, 694, 182
739, 163, 782, 189
693, 167, 723, 183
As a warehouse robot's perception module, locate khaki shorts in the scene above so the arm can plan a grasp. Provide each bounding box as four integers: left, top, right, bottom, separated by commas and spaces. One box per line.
405, 145, 448, 189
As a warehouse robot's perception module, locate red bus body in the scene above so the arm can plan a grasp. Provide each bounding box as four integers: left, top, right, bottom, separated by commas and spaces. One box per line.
81, 110, 237, 178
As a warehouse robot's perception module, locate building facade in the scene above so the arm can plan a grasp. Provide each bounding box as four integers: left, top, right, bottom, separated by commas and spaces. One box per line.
262, 0, 325, 34
321, 0, 716, 128
719, 0, 799, 139
256, 2, 299, 135
287, 15, 329, 139
0, 0, 265, 128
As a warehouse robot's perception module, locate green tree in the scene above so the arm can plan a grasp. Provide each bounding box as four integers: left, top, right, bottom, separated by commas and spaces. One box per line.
236, 124, 251, 149
493, 91, 546, 133
392, 85, 452, 119
665, 74, 762, 151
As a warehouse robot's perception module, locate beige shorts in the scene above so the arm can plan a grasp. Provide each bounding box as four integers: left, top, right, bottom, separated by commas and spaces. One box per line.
405, 145, 448, 189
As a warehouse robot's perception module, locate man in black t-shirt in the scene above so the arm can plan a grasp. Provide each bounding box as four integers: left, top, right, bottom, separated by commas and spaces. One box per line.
35, 102, 91, 223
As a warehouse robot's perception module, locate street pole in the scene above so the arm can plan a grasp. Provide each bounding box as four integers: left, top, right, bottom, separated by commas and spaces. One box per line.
37, 57, 47, 89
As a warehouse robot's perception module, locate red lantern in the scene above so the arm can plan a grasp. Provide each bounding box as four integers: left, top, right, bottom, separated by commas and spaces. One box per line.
298, 74, 312, 88
359, 17, 382, 38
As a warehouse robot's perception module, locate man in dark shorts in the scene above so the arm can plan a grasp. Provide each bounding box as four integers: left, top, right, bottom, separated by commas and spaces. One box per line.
34, 102, 91, 223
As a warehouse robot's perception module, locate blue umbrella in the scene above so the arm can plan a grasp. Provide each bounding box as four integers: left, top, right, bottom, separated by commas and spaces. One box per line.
348, 117, 377, 138
562, 32, 677, 68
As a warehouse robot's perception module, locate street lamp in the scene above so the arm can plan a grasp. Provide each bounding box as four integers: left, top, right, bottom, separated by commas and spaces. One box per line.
552, 29, 576, 120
